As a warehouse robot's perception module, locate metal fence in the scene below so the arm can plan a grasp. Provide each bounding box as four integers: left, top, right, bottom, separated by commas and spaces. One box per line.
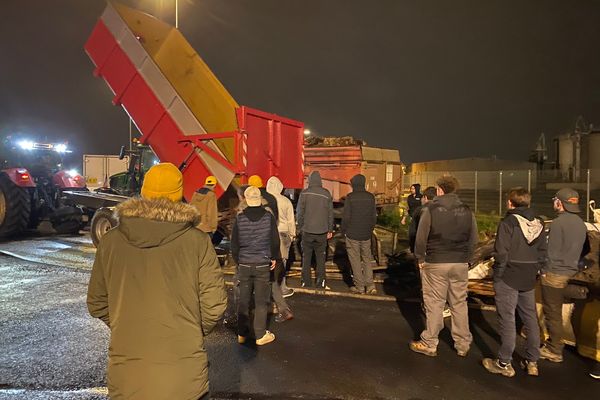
404, 169, 600, 222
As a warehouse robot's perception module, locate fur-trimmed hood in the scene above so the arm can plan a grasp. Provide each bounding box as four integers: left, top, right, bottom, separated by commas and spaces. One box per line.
115, 197, 200, 248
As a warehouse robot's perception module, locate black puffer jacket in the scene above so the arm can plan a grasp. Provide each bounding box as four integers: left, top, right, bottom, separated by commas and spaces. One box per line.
341, 174, 377, 241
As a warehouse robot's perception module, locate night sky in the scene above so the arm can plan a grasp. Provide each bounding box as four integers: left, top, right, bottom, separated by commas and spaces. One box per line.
1, 0, 599, 166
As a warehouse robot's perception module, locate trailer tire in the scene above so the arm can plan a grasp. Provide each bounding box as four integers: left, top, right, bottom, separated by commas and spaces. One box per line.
0, 173, 31, 238
91, 208, 118, 247
52, 206, 84, 235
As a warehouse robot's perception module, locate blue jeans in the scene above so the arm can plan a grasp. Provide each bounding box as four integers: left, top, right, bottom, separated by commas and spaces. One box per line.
494, 279, 540, 363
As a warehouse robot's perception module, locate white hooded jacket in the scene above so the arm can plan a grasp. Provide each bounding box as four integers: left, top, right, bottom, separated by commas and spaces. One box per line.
266, 176, 296, 236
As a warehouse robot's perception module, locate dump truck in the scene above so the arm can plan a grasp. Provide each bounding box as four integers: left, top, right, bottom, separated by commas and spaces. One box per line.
69, 2, 305, 245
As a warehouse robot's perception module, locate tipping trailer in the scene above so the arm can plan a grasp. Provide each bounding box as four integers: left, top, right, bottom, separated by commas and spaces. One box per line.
303, 136, 403, 206
72, 2, 305, 245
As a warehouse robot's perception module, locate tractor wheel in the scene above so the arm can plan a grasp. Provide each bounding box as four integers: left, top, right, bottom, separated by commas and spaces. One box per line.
90, 208, 118, 247
51, 206, 84, 235
0, 173, 31, 238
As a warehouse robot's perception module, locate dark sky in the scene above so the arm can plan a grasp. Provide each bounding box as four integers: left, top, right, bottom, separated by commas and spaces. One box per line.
1, 0, 599, 165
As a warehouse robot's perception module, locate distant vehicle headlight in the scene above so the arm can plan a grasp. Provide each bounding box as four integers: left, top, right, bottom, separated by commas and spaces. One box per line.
67, 169, 79, 178
54, 144, 68, 153
17, 140, 35, 150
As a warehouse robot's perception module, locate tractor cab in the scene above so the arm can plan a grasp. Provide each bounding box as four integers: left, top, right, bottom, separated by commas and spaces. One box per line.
100, 143, 159, 197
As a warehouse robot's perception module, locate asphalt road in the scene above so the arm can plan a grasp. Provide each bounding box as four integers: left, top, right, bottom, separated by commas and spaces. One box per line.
0, 235, 598, 400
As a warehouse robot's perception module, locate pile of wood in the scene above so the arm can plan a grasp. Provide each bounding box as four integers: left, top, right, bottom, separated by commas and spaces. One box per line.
304, 136, 366, 147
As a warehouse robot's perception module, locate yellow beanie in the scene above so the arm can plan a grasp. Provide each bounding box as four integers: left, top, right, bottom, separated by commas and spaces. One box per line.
248, 175, 263, 188
141, 163, 183, 202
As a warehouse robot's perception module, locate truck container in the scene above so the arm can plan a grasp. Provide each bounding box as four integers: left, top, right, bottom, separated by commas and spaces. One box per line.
304, 137, 403, 205
72, 2, 305, 245
83, 154, 130, 190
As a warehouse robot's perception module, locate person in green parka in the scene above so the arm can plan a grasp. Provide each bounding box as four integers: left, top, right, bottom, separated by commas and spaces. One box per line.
87, 162, 227, 400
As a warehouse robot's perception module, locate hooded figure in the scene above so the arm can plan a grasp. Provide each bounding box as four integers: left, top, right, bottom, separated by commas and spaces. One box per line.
296, 171, 333, 235
266, 176, 297, 320
407, 183, 422, 218
341, 174, 377, 241
266, 176, 296, 239
87, 163, 227, 400
341, 174, 378, 294
484, 188, 547, 377
493, 207, 547, 291
296, 171, 334, 288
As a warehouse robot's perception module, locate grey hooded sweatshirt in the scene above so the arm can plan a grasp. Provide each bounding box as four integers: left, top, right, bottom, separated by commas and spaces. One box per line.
296, 171, 333, 235
493, 207, 547, 291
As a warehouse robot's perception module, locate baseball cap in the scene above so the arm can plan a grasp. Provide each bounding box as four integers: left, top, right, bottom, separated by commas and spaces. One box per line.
554, 188, 580, 213
244, 186, 262, 207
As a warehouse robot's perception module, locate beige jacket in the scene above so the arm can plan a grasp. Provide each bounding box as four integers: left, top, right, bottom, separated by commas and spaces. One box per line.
190, 187, 218, 233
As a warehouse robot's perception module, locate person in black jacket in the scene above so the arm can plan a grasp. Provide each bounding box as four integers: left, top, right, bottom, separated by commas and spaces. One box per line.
341, 174, 377, 294
410, 175, 478, 358
482, 187, 547, 378
402, 184, 422, 225
297, 171, 334, 289
408, 186, 437, 254
231, 186, 281, 346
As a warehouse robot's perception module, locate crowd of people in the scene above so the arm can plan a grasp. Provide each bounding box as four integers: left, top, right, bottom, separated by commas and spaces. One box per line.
86, 163, 599, 399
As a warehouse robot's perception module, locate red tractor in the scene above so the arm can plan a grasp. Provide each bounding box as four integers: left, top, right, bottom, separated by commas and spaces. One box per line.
0, 137, 88, 238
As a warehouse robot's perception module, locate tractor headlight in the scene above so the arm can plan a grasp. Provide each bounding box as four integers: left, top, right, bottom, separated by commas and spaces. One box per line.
67, 169, 79, 178
54, 144, 68, 153
17, 140, 35, 150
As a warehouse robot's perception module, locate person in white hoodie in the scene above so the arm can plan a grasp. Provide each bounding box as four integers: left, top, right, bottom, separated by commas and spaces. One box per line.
267, 176, 296, 322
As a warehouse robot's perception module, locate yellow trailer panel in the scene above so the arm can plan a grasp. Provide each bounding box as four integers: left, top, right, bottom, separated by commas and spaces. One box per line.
113, 2, 239, 159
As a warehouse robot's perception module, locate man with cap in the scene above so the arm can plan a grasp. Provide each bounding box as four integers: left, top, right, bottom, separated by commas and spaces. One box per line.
249, 174, 279, 223
231, 186, 281, 345
540, 187, 588, 363
191, 175, 219, 237
87, 163, 227, 400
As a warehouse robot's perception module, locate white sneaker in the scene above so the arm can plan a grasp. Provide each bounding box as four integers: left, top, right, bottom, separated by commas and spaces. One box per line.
256, 330, 275, 346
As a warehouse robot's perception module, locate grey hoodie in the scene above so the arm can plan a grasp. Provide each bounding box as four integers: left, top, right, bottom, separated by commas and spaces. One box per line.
296, 171, 334, 234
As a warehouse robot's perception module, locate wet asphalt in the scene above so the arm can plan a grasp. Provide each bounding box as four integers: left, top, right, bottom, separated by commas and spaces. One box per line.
0, 236, 598, 400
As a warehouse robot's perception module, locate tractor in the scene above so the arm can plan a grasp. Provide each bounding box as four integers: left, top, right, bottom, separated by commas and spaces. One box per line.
85, 143, 159, 246
0, 137, 88, 238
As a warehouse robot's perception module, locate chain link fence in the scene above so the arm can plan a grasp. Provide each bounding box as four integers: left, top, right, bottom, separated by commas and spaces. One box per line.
404, 169, 600, 221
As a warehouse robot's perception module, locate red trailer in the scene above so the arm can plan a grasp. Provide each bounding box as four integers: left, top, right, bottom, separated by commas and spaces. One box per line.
304, 138, 403, 206
84, 2, 305, 202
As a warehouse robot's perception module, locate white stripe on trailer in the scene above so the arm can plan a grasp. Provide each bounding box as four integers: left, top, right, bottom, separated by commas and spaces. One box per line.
100, 3, 236, 188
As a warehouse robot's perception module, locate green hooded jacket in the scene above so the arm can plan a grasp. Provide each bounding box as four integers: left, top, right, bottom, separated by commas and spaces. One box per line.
87, 197, 227, 400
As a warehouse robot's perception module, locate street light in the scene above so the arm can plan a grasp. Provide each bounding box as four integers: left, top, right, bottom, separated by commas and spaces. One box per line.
303, 129, 311, 136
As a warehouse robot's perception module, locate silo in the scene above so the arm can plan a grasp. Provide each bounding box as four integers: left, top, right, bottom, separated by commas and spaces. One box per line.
557, 134, 574, 179
587, 132, 600, 171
